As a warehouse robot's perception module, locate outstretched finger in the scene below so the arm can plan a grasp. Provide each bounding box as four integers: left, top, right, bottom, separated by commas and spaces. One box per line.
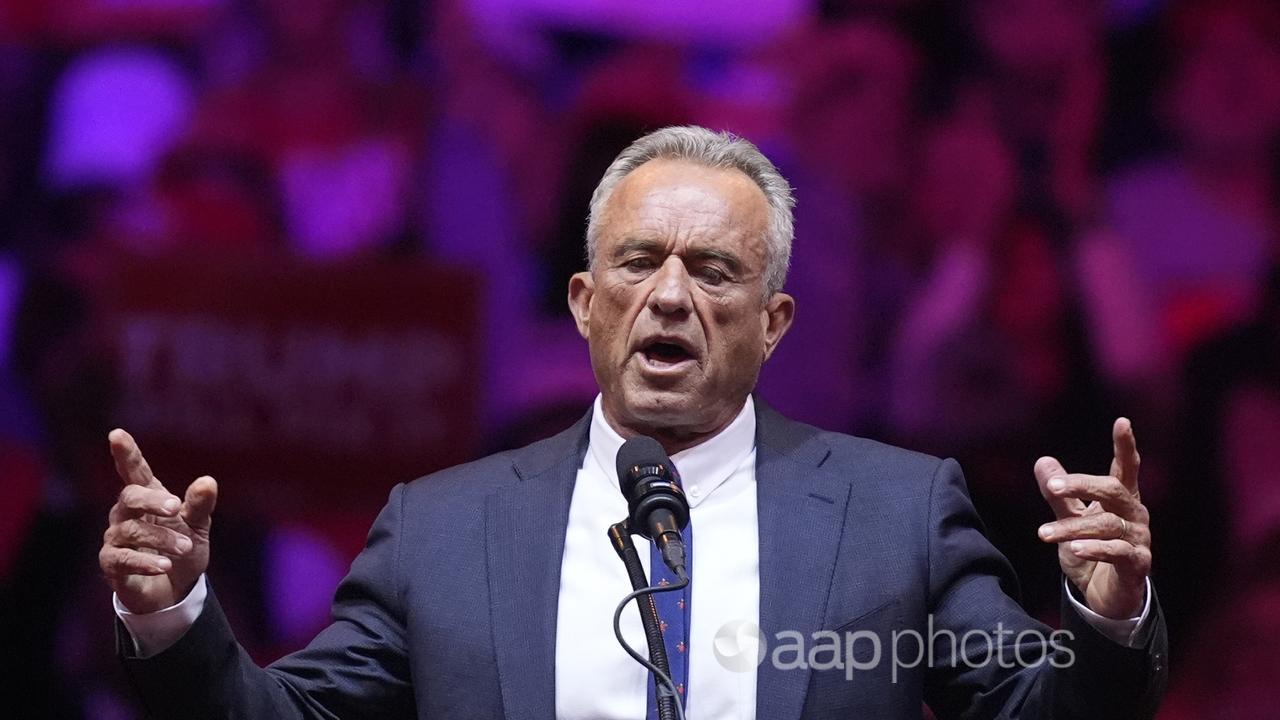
1110, 417, 1141, 496
108, 429, 162, 489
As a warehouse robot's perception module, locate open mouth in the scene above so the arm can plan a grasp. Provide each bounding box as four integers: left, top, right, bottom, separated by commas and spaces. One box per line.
642, 341, 695, 367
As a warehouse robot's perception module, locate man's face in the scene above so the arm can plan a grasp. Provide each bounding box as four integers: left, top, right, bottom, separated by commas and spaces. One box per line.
568, 158, 794, 448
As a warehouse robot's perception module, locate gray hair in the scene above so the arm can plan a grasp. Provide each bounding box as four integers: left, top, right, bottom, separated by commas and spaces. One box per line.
585, 125, 795, 296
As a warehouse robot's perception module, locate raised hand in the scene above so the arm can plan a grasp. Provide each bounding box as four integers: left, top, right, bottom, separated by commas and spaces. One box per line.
1034, 418, 1151, 619
100, 429, 218, 614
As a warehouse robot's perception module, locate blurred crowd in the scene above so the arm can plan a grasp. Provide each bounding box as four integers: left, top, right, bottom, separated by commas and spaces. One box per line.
1, 0, 1278, 717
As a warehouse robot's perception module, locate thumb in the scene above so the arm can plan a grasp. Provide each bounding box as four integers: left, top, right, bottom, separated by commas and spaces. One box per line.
181, 476, 218, 532
1034, 456, 1085, 519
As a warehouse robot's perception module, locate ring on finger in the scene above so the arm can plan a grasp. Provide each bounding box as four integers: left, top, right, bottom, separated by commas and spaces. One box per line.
1119, 517, 1129, 539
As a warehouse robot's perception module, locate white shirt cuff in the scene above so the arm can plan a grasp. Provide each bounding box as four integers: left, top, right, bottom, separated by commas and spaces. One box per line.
114, 574, 208, 658
1064, 576, 1153, 648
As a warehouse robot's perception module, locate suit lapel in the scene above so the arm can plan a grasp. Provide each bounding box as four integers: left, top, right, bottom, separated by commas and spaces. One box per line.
754, 400, 851, 720
486, 410, 591, 720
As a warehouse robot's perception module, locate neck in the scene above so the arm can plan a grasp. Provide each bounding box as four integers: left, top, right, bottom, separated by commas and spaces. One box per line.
601, 400, 747, 456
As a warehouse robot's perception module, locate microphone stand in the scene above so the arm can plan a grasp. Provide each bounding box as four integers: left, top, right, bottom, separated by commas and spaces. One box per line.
609, 521, 680, 720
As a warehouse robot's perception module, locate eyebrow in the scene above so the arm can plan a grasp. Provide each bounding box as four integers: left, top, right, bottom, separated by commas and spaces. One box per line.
691, 248, 744, 274
611, 238, 745, 274
610, 238, 665, 260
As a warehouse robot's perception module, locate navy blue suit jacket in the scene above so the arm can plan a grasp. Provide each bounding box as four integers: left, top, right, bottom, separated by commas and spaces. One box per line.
121, 400, 1167, 718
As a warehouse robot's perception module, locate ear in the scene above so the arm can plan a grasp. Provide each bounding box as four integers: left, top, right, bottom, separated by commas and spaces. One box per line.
760, 291, 795, 362
567, 271, 595, 340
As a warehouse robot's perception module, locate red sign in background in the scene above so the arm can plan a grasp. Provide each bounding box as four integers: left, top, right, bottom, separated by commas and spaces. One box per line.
98, 256, 481, 527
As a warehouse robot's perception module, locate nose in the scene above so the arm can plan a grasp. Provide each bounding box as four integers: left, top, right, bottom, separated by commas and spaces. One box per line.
648, 256, 694, 317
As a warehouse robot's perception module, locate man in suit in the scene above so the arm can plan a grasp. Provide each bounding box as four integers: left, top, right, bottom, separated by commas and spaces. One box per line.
101, 126, 1166, 718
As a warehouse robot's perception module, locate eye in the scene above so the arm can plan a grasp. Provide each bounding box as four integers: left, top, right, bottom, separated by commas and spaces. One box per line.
695, 265, 728, 285
623, 257, 657, 273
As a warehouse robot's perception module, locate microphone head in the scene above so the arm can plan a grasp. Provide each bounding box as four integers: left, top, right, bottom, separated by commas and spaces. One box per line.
615, 435, 670, 491
615, 435, 688, 538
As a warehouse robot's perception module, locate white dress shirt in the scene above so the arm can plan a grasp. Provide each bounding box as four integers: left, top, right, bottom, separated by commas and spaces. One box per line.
554, 395, 760, 720
116, 393, 1150, 719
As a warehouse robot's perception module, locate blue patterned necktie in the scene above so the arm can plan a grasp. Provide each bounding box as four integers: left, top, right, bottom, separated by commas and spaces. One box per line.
646, 522, 692, 719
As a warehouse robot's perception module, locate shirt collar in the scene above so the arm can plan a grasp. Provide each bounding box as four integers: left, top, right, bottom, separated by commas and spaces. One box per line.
586, 394, 757, 508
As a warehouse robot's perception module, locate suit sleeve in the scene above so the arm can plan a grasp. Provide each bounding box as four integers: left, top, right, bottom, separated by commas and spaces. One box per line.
119, 483, 416, 719
921, 458, 1168, 719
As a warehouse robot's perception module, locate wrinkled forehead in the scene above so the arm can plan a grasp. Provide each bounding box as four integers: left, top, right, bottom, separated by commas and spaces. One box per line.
596, 159, 771, 257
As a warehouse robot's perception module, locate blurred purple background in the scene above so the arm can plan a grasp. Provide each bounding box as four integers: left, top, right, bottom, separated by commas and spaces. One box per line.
1, 0, 1278, 717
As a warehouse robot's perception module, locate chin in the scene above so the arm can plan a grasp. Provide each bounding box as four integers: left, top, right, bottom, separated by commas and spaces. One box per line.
618, 386, 704, 430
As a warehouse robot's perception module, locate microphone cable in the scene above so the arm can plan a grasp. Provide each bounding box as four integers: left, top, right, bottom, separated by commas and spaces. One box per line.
611, 579, 690, 720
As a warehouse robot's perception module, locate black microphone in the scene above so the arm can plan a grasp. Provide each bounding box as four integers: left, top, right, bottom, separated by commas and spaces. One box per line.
616, 436, 690, 581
